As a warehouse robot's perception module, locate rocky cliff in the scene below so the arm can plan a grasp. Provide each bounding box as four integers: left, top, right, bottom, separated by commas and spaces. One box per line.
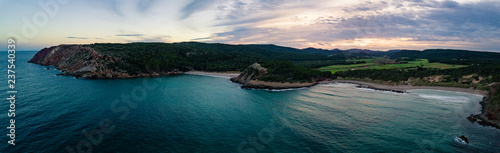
29, 45, 181, 79
468, 83, 500, 129
230, 63, 318, 89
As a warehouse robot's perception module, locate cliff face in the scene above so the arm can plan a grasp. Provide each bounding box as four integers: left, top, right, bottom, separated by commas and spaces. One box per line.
484, 84, 500, 120
468, 83, 500, 129
29, 45, 181, 79
230, 63, 268, 85
230, 63, 318, 89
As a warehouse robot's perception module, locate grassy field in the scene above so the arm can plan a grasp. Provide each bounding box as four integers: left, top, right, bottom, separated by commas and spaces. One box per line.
319, 59, 466, 74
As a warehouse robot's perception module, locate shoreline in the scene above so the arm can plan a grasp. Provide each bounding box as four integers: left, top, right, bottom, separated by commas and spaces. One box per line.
326, 80, 500, 130
182, 72, 489, 96
184, 71, 241, 78
235, 80, 318, 90
324, 79, 488, 96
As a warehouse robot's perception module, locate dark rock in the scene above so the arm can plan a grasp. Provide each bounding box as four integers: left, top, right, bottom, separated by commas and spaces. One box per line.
356, 85, 406, 93
458, 135, 469, 144
46, 67, 50, 70
467, 114, 478, 122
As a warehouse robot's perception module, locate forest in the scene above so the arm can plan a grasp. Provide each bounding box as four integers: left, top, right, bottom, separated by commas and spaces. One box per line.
388, 49, 500, 65
258, 61, 332, 83
88, 42, 345, 73
87, 42, 500, 89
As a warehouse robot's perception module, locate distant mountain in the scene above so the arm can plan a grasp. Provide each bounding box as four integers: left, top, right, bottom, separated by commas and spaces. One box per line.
341, 49, 386, 56
300, 47, 338, 55
299, 47, 391, 56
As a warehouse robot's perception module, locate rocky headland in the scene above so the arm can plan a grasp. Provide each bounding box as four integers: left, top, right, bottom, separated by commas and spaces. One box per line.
468, 83, 500, 129
29, 45, 182, 79
230, 63, 320, 90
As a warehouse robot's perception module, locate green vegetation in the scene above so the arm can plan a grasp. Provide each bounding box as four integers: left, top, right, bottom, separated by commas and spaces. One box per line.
335, 65, 500, 90
318, 59, 463, 74
489, 84, 500, 109
368, 59, 465, 69
88, 42, 344, 74
318, 63, 374, 74
313, 48, 500, 96
389, 49, 500, 65
258, 61, 332, 83
84, 42, 499, 91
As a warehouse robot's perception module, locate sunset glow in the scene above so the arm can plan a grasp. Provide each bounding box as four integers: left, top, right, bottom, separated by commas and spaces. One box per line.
1, 0, 499, 51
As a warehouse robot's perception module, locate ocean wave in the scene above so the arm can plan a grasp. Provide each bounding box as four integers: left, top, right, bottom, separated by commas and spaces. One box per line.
243, 86, 311, 92
353, 86, 408, 95
417, 94, 470, 103
454, 136, 468, 145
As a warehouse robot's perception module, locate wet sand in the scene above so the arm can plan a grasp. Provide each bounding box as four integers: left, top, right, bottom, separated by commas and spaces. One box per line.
183, 73, 488, 96
324, 80, 488, 96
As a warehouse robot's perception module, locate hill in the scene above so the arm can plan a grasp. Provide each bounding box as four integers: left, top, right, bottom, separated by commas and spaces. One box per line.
29, 42, 344, 79
230, 61, 332, 89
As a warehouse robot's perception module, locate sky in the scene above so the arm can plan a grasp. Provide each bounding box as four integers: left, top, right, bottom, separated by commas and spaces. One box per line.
1, 0, 499, 51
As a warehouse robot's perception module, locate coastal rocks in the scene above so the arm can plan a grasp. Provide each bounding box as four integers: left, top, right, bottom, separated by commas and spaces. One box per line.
455, 135, 469, 144
29, 45, 182, 79
356, 84, 406, 93
467, 114, 500, 129
29, 45, 119, 78
230, 63, 267, 85
239, 80, 318, 90
468, 83, 500, 129
231, 63, 318, 90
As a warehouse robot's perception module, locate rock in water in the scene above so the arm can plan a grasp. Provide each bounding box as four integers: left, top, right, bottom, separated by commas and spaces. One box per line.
458, 135, 469, 144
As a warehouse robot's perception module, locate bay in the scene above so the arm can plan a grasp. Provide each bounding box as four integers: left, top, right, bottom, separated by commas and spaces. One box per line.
0, 51, 498, 153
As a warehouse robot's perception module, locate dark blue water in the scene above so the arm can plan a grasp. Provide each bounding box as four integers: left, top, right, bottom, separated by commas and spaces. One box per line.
0, 51, 499, 153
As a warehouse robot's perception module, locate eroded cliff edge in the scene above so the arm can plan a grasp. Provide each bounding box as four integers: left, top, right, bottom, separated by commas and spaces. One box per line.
468, 83, 500, 129
29, 45, 181, 79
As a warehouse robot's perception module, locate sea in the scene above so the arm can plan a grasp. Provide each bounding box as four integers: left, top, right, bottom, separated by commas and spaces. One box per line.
0, 51, 499, 153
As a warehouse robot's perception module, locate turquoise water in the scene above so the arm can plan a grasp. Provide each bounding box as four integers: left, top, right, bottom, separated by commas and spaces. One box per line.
1, 52, 499, 152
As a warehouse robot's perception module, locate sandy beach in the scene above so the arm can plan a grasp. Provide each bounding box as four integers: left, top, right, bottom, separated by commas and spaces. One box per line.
183, 72, 488, 96
326, 80, 488, 96
184, 71, 241, 78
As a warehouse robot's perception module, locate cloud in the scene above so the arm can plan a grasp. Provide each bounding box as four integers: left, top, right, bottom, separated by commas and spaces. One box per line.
191, 37, 212, 41
66, 37, 89, 39
441, 0, 460, 8
206, 0, 500, 51
85, 0, 160, 17
181, 0, 216, 19
116, 34, 145, 37
122, 35, 172, 43
137, 0, 158, 12
2, 0, 499, 51
342, 1, 390, 13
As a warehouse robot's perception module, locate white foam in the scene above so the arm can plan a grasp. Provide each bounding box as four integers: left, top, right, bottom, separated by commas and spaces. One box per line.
243, 87, 310, 92
356, 87, 376, 91
454, 137, 468, 145
417, 94, 470, 103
